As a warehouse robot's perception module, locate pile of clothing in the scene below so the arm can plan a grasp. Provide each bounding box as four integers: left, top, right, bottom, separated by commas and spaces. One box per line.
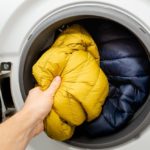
32, 20, 150, 140
32, 24, 109, 141
77, 20, 150, 136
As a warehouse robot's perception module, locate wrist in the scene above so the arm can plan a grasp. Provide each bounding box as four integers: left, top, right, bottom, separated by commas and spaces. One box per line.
21, 105, 43, 125
13, 110, 35, 138
0, 110, 34, 150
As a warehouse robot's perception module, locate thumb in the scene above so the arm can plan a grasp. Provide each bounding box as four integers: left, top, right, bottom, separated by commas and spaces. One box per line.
45, 76, 61, 97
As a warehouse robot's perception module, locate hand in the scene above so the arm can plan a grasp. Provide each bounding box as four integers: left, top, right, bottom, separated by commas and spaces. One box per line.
0, 76, 61, 150
22, 76, 61, 137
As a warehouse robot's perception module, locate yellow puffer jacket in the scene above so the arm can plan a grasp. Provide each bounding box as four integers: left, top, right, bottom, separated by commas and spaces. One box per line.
32, 24, 109, 141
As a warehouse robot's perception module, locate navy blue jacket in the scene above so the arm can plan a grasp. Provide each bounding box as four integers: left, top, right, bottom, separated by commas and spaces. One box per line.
79, 20, 150, 136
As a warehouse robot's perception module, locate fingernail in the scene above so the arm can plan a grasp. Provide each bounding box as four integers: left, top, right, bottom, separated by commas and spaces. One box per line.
54, 76, 61, 82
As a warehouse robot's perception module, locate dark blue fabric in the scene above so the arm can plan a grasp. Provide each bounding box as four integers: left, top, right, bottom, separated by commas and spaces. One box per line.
78, 20, 150, 137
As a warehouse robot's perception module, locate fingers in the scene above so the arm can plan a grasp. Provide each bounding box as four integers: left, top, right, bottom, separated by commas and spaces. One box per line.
45, 76, 61, 97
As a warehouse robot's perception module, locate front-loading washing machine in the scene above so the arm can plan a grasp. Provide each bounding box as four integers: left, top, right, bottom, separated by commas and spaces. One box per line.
0, 0, 150, 150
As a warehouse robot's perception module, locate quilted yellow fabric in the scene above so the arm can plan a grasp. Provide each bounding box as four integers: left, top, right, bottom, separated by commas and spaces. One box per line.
32, 24, 109, 141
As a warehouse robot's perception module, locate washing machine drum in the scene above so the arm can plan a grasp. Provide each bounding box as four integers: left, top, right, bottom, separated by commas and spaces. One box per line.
21, 17, 150, 148
75, 20, 150, 137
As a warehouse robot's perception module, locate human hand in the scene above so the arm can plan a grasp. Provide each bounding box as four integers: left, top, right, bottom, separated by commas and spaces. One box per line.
22, 76, 61, 137
0, 76, 61, 150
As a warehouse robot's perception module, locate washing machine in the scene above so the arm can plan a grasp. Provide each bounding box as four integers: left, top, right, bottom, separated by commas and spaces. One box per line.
0, 0, 150, 150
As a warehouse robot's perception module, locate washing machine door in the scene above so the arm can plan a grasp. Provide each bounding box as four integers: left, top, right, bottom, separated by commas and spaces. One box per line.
1, 0, 150, 150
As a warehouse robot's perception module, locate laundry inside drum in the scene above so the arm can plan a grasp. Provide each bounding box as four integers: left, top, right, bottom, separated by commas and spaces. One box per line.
20, 17, 150, 149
